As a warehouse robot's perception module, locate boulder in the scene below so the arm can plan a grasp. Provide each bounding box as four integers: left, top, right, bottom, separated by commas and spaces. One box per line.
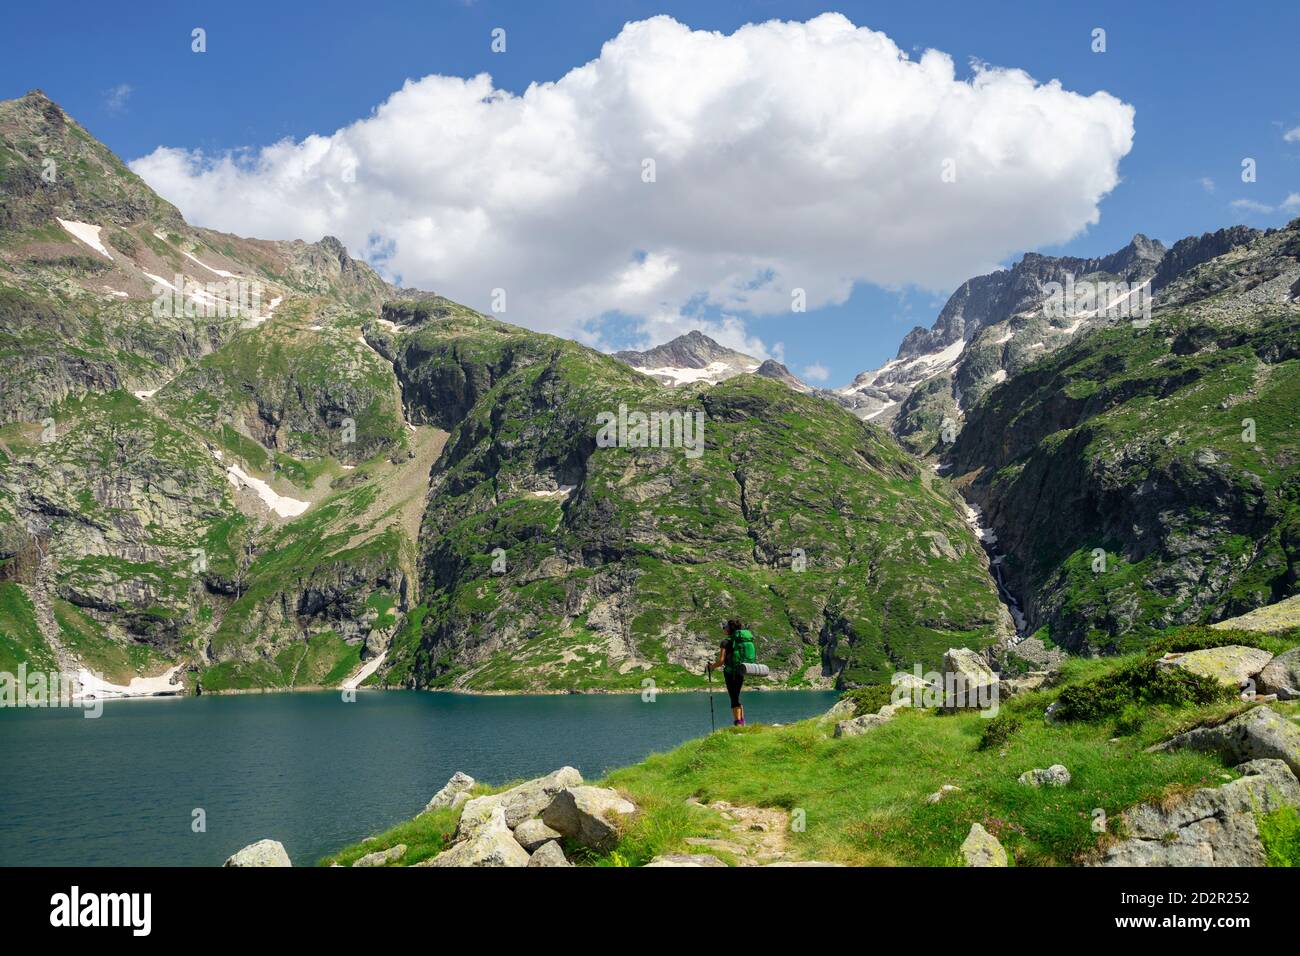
424, 771, 475, 812
223, 839, 291, 867
527, 841, 571, 868
541, 786, 636, 851
834, 714, 888, 738
1093, 760, 1300, 866
1001, 671, 1050, 698
1017, 764, 1071, 788
1211, 594, 1300, 634
959, 823, 1007, 867
513, 817, 563, 853
942, 648, 998, 711
820, 698, 856, 723
1257, 648, 1300, 700
457, 766, 583, 838
1155, 645, 1274, 688
1149, 706, 1300, 777
353, 843, 406, 867
645, 853, 726, 867
422, 805, 529, 867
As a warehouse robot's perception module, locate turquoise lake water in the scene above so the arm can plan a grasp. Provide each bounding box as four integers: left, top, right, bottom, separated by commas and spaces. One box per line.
0, 688, 836, 866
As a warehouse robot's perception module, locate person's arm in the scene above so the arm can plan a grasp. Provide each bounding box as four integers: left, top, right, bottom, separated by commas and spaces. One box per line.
709, 645, 726, 671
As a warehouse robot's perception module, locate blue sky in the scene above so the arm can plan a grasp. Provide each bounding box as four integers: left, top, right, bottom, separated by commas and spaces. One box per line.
2, 0, 1298, 383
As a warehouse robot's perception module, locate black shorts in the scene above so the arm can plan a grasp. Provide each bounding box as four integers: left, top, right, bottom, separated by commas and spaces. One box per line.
724, 669, 744, 709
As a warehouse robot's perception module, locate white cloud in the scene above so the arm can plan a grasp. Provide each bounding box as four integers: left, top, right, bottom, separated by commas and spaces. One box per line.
1284, 125, 1300, 143
130, 13, 1135, 349
1282, 193, 1300, 212
1232, 198, 1276, 214
1198, 177, 1215, 194
802, 363, 831, 382
105, 84, 132, 113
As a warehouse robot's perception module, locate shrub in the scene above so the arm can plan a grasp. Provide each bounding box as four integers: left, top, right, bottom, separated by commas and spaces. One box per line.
978, 712, 1023, 750
1113, 703, 1146, 737
840, 682, 894, 717
1053, 659, 1233, 722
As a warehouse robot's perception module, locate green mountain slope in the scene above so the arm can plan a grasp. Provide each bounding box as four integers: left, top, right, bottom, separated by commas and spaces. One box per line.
374, 307, 1012, 691
950, 220, 1300, 653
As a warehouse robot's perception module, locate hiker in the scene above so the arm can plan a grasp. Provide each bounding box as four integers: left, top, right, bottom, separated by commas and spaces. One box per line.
708, 619, 755, 726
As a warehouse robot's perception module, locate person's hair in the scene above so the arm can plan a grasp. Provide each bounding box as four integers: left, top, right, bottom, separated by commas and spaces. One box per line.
725, 619, 743, 635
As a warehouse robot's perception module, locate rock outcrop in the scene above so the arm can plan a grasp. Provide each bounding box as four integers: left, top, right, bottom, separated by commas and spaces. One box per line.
1149, 706, 1300, 777
425, 771, 476, 812
1155, 646, 1274, 689
1093, 759, 1299, 866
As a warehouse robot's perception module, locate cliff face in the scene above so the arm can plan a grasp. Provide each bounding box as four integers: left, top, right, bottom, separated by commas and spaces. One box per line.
949, 220, 1300, 653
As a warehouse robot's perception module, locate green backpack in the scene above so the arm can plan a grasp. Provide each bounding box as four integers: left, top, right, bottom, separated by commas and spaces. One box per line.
727, 629, 757, 673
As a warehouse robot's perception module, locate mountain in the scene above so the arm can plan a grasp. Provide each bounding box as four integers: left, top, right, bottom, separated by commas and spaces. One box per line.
839, 234, 1170, 450
948, 218, 1300, 653
0, 92, 1012, 694
612, 330, 763, 386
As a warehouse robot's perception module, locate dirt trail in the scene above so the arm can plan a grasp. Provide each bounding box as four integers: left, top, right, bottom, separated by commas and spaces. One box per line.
684, 799, 794, 865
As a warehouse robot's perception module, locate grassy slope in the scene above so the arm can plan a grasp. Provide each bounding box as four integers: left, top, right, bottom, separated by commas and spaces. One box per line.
325, 624, 1300, 867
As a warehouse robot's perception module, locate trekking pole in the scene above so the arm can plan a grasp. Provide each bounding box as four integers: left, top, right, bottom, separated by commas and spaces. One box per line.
707, 665, 715, 732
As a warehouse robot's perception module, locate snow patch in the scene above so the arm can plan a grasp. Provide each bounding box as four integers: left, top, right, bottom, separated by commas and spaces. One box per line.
181, 249, 240, 278
56, 218, 113, 259
74, 664, 184, 700
224, 462, 310, 518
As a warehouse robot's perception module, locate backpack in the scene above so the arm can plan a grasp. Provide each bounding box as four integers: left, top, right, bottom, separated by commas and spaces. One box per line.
727, 629, 757, 673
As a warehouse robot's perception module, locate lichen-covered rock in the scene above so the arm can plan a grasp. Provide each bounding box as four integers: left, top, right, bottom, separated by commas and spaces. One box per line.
820, 698, 856, 723
423, 805, 529, 868
457, 766, 583, 838
1155, 645, 1274, 688
526, 841, 571, 867
541, 786, 636, 851
960, 823, 1007, 867
834, 713, 889, 737
1017, 764, 1071, 788
223, 839, 291, 867
1093, 759, 1300, 867
513, 817, 563, 853
425, 771, 475, 813
1149, 706, 1300, 777
353, 843, 406, 867
942, 648, 998, 711
1257, 648, 1300, 700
